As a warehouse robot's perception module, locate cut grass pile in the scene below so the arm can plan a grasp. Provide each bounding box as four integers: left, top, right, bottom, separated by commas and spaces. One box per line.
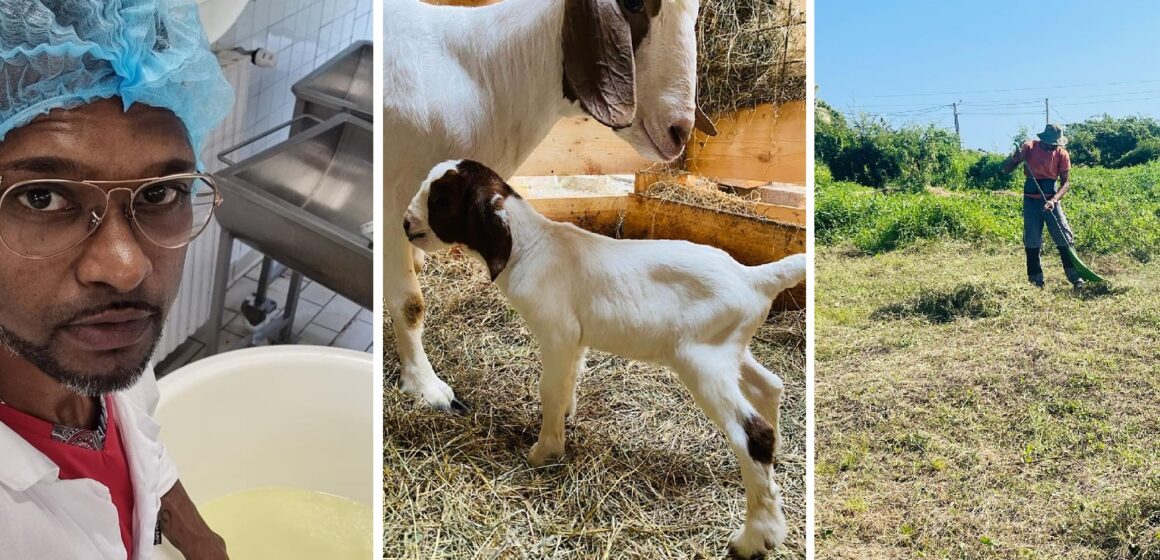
816, 160, 1160, 257
385, 251, 806, 559
873, 282, 1005, 324
816, 241, 1160, 559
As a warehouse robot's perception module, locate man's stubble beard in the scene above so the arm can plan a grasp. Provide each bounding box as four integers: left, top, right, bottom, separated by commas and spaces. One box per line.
0, 317, 163, 397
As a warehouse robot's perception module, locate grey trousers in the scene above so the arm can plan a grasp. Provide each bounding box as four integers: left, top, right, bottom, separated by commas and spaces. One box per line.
1023, 193, 1080, 284
1022, 196, 1075, 250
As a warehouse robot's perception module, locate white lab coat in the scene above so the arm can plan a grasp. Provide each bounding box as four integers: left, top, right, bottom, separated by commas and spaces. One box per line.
0, 368, 179, 560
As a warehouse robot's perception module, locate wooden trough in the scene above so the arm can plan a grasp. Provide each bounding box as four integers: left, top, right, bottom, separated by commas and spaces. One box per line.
526, 170, 806, 310
513, 100, 807, 311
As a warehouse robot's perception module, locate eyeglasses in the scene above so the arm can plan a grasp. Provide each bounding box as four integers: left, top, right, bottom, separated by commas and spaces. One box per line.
0, 173, 222, 260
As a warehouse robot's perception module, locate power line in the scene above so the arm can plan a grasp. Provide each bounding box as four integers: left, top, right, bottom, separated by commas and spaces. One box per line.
1055, 94, 1160, 107
836, 91, 1160, 121
856, 78, 1160, 99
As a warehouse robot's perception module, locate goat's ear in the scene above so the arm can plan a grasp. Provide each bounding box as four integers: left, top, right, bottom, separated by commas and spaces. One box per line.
563, 0, 635, 129
467, 191, 513, 282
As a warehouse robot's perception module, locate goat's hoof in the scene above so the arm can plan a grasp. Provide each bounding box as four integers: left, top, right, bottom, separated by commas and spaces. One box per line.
726, 544, 767, 560
447, 397, 469, 414
400, 374, 459, 412
728, 522, 784, 560
527, 443, 563, 467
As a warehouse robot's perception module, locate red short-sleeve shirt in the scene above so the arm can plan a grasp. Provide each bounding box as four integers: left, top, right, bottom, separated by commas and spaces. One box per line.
1014, 140, 1071, 180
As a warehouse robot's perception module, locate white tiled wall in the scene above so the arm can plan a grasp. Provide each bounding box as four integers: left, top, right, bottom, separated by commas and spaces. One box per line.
213, 0, 373, 159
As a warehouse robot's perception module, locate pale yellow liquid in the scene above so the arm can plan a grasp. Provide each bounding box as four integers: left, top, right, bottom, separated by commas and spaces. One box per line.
200, 487, 372, 560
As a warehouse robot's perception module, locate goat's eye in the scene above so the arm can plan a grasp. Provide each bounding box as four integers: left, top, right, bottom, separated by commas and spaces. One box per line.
622, 0, 645, 14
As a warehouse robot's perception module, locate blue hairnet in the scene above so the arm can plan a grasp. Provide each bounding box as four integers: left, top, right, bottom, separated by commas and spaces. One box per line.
0, 0, 234, 165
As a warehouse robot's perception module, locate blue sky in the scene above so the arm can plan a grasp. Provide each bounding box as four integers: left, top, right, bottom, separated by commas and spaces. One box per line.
816, 1, 1160, 152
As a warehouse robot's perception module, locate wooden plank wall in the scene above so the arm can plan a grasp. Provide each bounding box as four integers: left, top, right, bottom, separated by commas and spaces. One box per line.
514, 117, 655, 176
515, 101, 808, 181
687, 101, 807, 184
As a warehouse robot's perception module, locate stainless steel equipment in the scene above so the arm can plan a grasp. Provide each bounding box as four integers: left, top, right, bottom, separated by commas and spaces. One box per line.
207, 113, 373, 353
292, 40, 373, 124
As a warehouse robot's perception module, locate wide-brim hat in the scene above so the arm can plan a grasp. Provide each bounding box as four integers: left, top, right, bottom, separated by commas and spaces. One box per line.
1037, 123, 1068, 146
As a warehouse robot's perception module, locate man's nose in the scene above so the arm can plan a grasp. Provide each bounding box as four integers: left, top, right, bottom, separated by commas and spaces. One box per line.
75, 207, 153, 293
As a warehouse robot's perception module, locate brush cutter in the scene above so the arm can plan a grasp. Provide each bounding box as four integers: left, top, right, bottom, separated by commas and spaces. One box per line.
1024, 161, 1104, 283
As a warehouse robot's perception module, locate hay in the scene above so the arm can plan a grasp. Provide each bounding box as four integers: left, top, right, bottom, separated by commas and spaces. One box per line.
641, 178, 768, 221
697, 0, 806, 115
385, 252, 806, 559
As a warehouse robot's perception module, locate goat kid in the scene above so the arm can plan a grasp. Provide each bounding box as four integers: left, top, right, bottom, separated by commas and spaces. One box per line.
403, 160, 805, 558
384, 0, 715, 411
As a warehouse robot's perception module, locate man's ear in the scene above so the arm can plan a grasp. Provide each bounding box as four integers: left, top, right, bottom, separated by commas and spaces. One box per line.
563, 0, 636, 129
466, 193, 513, 281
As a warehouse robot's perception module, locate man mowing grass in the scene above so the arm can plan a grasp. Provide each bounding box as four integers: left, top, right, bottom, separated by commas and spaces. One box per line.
1003, 124, 1085, 289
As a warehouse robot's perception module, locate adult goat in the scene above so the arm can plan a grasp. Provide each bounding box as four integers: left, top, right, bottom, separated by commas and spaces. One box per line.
384, 0, 715, 410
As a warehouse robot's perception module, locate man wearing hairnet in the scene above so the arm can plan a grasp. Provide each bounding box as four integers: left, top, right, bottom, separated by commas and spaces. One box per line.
0, 0, 234, 558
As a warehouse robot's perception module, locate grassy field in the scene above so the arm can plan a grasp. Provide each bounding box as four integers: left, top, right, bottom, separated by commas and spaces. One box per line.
815, 241, 1160, 559
385, 252, 807, 559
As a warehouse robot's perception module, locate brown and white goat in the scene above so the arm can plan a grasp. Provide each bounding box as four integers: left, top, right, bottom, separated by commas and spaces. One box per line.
403, 159, 804, 558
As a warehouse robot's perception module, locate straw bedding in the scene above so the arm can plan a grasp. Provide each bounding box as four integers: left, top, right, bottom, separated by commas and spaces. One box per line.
384, 252, 806, 558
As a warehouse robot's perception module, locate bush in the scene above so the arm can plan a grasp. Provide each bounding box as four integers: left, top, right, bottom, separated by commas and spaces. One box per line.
1113, 137, 1160, 168
942, 151, 980, 189
815, 105, 961, 191
967, 153, 1021, 191
815, 160, 834, 186
1065, 115, 1160, 167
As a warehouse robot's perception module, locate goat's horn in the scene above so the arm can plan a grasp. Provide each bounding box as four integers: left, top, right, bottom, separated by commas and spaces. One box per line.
694, 106, 718, 136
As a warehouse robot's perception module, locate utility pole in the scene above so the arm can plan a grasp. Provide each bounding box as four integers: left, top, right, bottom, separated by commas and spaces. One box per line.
1045, 98, 1050, 125
952, 101, 961, 147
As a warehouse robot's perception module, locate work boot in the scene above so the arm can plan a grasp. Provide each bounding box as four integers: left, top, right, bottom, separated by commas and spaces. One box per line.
1026, 248, 1044, 288
1058, 247, 1082, 287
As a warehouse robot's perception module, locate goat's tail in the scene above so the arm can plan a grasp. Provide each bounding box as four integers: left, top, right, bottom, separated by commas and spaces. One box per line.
751, 253, 807, 298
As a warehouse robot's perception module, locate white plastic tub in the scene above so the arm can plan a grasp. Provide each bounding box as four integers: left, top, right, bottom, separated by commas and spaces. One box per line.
152, 346, 374, 558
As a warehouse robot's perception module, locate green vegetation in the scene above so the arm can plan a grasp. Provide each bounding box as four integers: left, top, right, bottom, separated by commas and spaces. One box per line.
1067, 115, 1160, 168
816, 243, 1160, 560
816, 101, 961, 191
815, 104, 1160, 258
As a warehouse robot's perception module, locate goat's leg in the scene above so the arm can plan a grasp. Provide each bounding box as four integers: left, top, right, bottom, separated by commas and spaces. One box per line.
411, 245, 426, 274
528, 345, 587, 466
566, 353, 586, 420
673, 349, 787, 559
739, 349, 784, 458
385, 231, 463, 411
